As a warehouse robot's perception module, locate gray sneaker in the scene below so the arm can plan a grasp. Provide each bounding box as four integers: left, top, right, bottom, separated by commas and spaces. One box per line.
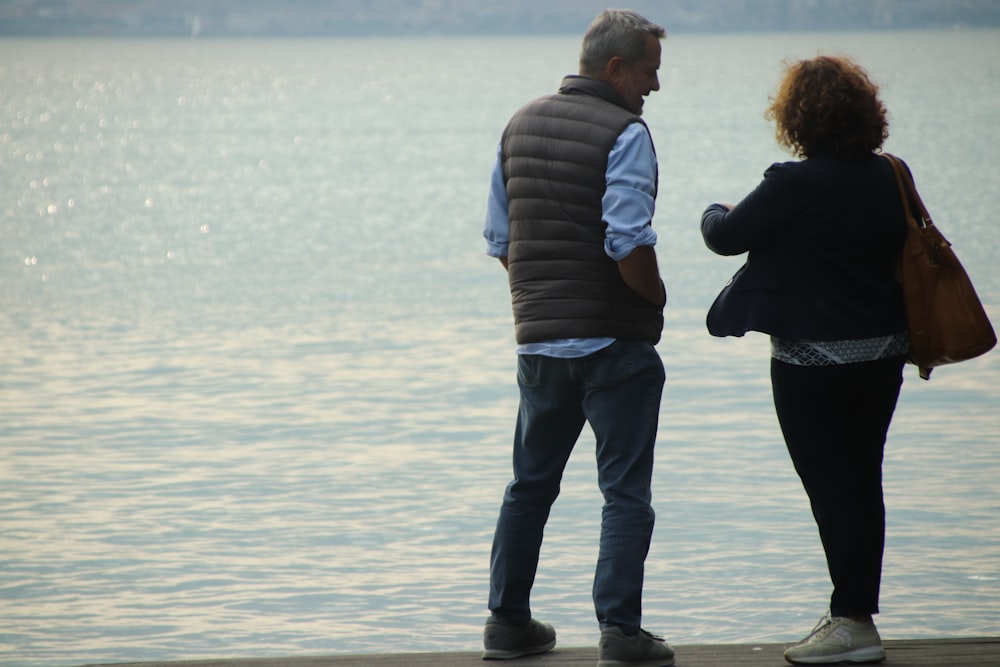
783, 614, 886, 664
597, 627, 676, 667
482, 617, 556, 660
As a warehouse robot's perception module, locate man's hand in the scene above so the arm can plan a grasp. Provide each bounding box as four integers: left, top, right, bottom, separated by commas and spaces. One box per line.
617, 245, 665, 307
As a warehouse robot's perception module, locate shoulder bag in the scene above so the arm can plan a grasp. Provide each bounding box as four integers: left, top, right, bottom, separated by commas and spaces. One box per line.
882, 153, 996, 380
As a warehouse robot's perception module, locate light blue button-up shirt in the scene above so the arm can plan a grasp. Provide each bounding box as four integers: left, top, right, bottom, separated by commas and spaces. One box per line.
484, 121, 661, 357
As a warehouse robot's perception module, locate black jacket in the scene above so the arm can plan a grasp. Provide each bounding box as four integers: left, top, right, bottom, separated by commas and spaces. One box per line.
701, 153, 908, 340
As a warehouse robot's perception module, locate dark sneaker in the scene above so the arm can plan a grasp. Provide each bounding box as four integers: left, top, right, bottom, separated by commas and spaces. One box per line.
598, 627, 675, 666
783, 614, 886, 664
482, 617, 556, 660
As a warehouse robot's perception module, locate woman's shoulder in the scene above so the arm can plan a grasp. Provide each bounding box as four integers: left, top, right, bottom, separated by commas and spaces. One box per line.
757, 159, 814, 194
766, 153, 880, 185
762, 158, 812, 182
763, 158, 802, 174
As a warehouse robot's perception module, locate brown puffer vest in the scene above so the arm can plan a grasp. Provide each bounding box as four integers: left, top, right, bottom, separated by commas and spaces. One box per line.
502, 75, 663, 345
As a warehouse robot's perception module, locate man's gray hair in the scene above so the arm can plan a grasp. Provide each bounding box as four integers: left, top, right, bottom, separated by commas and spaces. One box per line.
579, 9, 666, 77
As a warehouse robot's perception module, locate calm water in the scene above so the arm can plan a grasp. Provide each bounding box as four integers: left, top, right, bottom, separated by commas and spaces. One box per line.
1, 31, 998, 667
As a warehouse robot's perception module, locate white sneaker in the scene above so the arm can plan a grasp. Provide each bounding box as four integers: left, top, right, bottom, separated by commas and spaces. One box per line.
783, 614, 886, 664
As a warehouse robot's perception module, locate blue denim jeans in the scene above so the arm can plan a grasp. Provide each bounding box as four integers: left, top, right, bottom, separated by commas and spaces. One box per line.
488, 339, 665, 633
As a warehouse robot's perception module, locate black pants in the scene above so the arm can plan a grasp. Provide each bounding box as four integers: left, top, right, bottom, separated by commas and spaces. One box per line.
771, 355, 905, 617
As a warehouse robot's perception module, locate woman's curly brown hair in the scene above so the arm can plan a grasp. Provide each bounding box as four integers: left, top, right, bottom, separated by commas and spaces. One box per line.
765, 55, 888, 159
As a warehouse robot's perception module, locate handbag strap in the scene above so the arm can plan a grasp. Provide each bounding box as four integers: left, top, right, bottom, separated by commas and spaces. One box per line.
881, 152, 932, 230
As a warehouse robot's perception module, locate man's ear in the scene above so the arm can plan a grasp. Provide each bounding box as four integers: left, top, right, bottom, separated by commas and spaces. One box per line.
602, 56, 626, 87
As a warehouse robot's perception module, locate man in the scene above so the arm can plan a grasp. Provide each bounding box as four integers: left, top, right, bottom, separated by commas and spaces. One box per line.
481, 9, 674, 667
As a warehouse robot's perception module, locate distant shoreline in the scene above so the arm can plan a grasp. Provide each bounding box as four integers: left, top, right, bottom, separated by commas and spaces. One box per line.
2, 0, 998, 39
1, 25, 996, 41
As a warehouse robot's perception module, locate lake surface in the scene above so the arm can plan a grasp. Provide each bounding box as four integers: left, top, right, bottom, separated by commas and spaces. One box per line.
1, 30, 998, 667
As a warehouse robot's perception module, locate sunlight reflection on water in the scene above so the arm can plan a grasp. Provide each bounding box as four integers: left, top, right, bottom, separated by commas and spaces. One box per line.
2, 32, 999, 667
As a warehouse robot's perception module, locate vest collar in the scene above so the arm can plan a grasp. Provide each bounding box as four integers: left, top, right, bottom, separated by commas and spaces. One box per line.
558, 75, 632, 112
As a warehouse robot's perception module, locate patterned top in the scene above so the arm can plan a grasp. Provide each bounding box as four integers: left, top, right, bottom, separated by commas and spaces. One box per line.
771, 332, 909, 366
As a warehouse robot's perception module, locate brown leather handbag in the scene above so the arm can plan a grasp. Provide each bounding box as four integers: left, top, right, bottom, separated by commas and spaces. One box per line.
882, 153, 996, 380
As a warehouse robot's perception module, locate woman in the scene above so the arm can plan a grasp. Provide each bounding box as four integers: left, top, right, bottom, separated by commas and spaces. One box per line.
701, 55, 909, 665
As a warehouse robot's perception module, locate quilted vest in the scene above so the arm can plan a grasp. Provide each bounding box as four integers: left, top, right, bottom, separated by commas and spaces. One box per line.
502, 75, 663, 344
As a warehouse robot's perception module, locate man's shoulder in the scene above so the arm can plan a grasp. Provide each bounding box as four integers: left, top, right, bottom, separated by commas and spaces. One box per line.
509, 93, 638, 136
